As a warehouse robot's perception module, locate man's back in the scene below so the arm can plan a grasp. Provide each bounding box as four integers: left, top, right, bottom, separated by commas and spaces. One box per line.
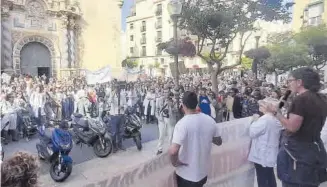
173, 113, 218, 182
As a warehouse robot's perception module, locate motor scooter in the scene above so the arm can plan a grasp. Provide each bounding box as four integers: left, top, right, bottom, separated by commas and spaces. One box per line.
36, 120, 73, 182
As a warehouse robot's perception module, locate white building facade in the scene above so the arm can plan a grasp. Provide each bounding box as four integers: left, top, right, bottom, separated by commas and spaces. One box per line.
125, 0, 205, 77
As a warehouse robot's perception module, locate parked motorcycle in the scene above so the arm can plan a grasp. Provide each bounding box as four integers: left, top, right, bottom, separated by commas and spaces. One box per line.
103, 107, 143, 151
71, 114, 112, 157
20, 109, 38, 140
36, 120, 73, 182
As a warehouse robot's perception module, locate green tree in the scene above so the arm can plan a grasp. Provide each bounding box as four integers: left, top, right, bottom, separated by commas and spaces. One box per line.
294, 25, 327, 70
122, 58, 139, 69
262, 43, 310, 85
178, 0, 290, 93
157, 37, 196, 57
244, 46, 271, 77
154, 61, 161, 69
241, 57, 253, 70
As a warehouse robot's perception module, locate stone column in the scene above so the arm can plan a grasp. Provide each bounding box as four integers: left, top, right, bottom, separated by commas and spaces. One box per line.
1, 4, 13, 72
68, 18, 75, 68
74, 24, 82, 69
60, 15, 69, 69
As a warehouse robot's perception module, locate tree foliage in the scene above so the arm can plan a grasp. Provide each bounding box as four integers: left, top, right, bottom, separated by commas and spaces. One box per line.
154, 61, 161, 69
293, 24, 327, 70
157, 37, 196, 57
244, 47, 271, 61
261, 43, 309, 75
121, 58, 139, 69
241, 57, 253, 70
178, 0, 290, 93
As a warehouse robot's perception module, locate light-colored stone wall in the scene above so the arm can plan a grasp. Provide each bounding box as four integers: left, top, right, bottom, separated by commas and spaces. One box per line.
78, 0, 122, 78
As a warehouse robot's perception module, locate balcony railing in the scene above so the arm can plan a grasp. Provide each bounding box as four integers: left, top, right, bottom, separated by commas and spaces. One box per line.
140, 38, 147, 44
155, 22, 162, 29
155, 9, 162, 16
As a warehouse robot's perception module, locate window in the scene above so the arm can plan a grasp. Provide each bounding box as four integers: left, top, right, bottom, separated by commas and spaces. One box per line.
130, 35, 134, 41
309, 16, 322, 26
160, 58, 164, 64
156, 17, 162, 29
130, 23, 134, 30
141, 21, 146, 32
307, 3, 323, 19
156, 4, 162, 16
130, 47, 134, 54
142, 46, 146, 56
141, 33, 146, 44
156, 31, 162, 42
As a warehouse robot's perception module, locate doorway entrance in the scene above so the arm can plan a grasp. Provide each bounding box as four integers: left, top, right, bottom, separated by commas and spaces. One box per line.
20, 42, 51, 76
38, 67, 50, 78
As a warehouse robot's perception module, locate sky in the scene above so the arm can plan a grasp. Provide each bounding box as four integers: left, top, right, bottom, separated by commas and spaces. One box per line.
121, 0, 134, 31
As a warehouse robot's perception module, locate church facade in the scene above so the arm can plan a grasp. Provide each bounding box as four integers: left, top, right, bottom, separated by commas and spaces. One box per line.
1, 0, 123, 78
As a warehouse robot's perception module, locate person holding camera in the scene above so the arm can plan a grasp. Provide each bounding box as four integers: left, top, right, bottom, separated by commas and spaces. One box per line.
156, 86, 176, 155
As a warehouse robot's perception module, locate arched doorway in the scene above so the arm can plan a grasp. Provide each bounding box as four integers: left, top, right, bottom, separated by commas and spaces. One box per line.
13, 35, 57, 77
20, 42, 51, 77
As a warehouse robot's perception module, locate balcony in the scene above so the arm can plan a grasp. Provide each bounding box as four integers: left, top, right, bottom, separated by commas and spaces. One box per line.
140, 26, 146, 32
155, 22, 162, 29
155, 37, 162, 43
155, 9, 162, 16
140, 38, 147, 44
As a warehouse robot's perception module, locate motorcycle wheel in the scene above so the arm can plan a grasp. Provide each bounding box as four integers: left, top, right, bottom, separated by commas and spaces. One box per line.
93, 138, 112, 158
49, 160, 72, 182
36, 144, 45, 160
133, 135, 142, 151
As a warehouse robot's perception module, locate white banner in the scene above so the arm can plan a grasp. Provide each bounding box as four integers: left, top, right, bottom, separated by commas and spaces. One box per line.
85, 66, 111, 85
83, 117, 255, 187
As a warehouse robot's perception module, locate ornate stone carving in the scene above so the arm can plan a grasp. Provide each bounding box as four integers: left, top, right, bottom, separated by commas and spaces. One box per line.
1, 16, 13, 70
12, 31, 25, 45
1, 1, 12, 17
26, 1, 46, 18
25, 0, 47, 29
60, 15, 69, 29
14, 17, 25, 28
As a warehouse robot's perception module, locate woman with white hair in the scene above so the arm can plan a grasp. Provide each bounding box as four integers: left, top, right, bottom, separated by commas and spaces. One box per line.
248, 98, 283, 187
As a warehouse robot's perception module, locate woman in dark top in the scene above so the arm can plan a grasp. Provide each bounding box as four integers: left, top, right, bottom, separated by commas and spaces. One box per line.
266, 67, 327, 187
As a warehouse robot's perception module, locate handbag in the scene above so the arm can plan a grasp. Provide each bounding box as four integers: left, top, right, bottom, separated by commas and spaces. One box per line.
277, 138, 327, 186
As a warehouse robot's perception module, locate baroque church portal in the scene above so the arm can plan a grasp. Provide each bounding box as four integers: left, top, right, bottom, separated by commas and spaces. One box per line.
1, 0, 123, 78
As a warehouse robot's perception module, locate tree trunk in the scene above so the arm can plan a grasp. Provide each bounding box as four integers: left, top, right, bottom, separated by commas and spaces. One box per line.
274, 71, 278, 86
211, 72, 219, 94
211, 67, 220, 94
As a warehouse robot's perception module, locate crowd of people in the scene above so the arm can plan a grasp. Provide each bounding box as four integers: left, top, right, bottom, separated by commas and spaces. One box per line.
1, 67, 327, 187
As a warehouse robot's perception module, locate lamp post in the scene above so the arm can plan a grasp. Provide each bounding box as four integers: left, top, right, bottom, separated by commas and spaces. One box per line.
168, 0, 182, 117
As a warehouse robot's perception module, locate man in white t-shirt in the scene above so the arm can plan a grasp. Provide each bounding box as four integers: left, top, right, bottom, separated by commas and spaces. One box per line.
169, 91, 222, 187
